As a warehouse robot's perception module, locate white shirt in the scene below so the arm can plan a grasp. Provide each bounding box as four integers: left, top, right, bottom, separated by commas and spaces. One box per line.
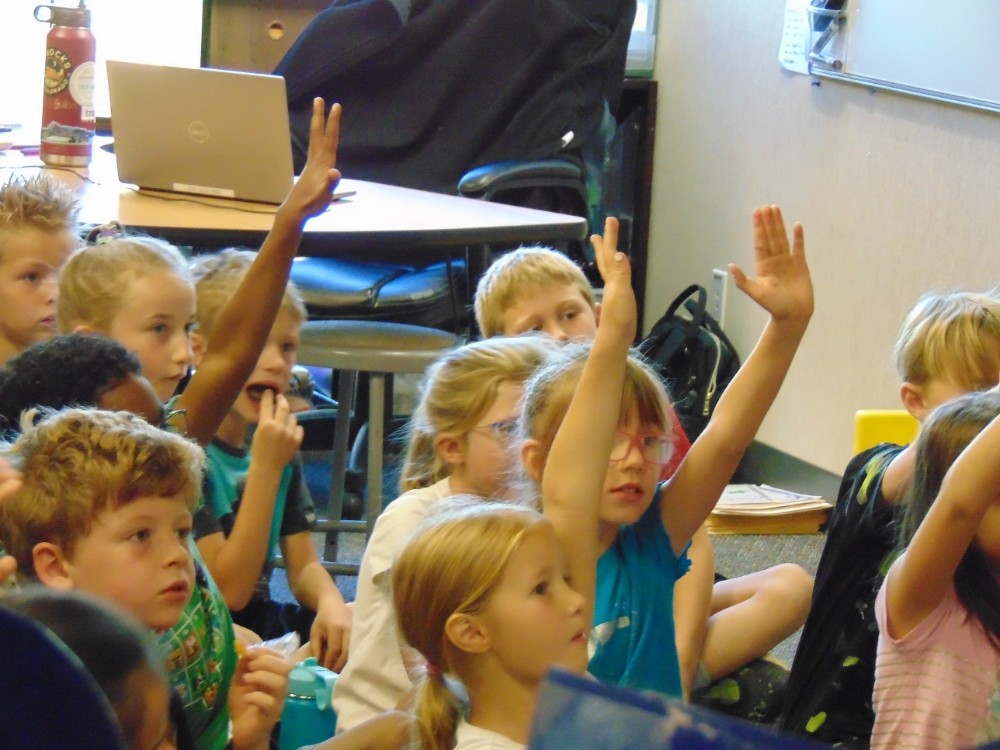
455, 720, 526, 750
332, 477, 455, 731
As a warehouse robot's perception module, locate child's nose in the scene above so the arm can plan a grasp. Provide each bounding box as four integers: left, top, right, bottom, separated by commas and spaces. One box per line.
173, 333, 194, 366
544, 322, 570, 342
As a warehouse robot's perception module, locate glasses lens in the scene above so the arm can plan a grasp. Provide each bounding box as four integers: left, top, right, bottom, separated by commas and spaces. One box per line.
610, 432, 671, 464
491, 417, 519, 439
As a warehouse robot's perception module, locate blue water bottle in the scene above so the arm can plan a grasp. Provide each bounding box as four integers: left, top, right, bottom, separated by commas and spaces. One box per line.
278, 657, 338, 750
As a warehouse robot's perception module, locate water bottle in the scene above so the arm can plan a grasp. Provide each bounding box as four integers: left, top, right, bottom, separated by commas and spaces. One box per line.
34, 1, 96, 167
278, 657, 338, 750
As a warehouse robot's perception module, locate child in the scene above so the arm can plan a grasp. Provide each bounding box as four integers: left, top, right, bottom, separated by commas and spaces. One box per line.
475, 240, 813, 707
871, 390, 1000, 748
189, 248, 352, 669
0, 174, 80, 364
332, 334, 555, 731
4, 587, 188, 750
782, 289, 1000, 746
390, 217, 637, 748
0, 332, 163, 431
56, 98, 342, 448
517, 206, 813, 699
0, 408, 291, 750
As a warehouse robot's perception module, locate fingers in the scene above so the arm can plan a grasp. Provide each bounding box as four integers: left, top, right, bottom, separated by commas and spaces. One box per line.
591, 217, 621, 282
752, 204, 791, 259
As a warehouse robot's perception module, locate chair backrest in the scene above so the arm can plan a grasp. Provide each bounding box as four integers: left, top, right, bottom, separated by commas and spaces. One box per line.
852, 409, 919, 454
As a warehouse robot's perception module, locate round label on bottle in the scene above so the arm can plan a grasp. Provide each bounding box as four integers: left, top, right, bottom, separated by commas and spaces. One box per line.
43, 48, 73, 96
70, 60, 96, 121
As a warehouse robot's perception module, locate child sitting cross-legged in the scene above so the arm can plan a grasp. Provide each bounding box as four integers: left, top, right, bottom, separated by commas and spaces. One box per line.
514, 209, 813, 701
189, 248, 352, 671
332, 334, 556, 732
475, 233, 813, 713
0, 408, 291, 750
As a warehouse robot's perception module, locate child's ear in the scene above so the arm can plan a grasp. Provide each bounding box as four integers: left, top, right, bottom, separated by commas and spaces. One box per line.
31, 543, 76, 590
435, 433, 466, 469
900, 382, 930, 421
520, 438, 545, 483
445, 612, 490, 655
190, 331, 207, 365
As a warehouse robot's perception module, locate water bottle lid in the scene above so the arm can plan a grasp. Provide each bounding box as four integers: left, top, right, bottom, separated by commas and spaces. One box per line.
288, 657, 338, 708
35, 2, 91, 28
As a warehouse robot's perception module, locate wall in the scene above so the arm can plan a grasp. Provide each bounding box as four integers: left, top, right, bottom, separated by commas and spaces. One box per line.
646, 0, 1000, 475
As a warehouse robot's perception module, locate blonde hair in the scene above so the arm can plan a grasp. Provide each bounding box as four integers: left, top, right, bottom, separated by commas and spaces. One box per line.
392, 498, 547, 750
0, 408, 205, 578
57, 237, 192, 333
190, 248, 305, 338
0, 174, 79, 259
399, 335, 554, 491
521, 342, 670, 462
474, 246, 596, 338
892, 290, 1000, 391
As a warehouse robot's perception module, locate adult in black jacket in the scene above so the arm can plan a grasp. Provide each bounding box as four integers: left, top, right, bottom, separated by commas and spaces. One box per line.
274, 0, 636, 195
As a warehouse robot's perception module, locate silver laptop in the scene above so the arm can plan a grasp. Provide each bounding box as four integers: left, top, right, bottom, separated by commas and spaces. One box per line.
106, 61, 294, 204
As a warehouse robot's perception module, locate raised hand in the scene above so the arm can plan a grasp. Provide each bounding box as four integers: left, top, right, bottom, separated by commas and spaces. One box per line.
282, 98, 343, 221
730, 205, 813, 325
590, 216, 636, 344
250, 391, 303, 473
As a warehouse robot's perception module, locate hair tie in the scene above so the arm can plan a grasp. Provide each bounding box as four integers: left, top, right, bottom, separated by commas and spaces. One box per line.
85, 220, 125, 245
425, 661, 443, 679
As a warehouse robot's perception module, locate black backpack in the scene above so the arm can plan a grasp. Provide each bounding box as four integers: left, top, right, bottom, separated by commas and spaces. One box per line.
639, 284, 741, 440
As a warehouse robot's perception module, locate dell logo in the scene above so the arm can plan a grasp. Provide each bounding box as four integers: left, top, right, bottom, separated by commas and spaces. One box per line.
188, 121, 210, 144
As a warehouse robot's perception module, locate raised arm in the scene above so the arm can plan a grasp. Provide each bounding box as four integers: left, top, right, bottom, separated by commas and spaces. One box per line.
885, 411, 1000, 638
661, 205, 814, 552
179, 99, 342, 445
541, 218, 635, 622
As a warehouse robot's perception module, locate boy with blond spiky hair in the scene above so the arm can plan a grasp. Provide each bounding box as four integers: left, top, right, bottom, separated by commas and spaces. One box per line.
0, 174, 79, 364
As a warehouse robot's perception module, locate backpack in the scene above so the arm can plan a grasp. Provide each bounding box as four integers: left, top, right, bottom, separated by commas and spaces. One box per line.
638, 284, 741, 440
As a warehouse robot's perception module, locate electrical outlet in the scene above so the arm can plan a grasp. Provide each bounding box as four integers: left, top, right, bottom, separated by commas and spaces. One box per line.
710, 268, 728, 327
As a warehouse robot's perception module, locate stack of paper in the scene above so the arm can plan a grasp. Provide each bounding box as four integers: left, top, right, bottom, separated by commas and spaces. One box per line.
707, 484, 832, 534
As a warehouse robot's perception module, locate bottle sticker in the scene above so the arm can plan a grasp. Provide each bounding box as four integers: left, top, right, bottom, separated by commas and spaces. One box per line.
70, 60, 96, 120
43, 48, 73, 96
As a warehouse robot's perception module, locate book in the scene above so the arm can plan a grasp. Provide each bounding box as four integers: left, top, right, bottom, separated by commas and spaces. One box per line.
708, 484, 832, 535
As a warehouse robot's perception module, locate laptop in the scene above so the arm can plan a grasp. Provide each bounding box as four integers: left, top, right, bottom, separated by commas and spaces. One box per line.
106, 61, 294, 204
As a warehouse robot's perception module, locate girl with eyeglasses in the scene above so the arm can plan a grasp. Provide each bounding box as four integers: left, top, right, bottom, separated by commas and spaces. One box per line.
518, 205, 815, 699
332, 333, 557, 732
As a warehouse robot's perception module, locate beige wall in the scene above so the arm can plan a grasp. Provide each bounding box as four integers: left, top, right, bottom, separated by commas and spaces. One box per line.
645, 0, 1000, 475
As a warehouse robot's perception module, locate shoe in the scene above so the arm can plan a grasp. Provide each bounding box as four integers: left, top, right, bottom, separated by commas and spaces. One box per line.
690, 656, 790, 724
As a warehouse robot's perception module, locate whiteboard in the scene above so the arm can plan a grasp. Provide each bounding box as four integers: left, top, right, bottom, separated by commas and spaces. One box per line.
810, 0, 1000, 114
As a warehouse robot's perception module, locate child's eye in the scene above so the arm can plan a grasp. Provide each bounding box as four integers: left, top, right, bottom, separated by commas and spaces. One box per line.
128, 529, 151, 543
281, 342, 298, 355
533, 580, 550, 596
21, 272, 40, 283
184, 322, 197, 335
177, 526, 192, 540
149, 324, 168, 335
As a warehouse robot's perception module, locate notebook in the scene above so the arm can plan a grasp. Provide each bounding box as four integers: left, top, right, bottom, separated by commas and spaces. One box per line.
106, 61, 294, 204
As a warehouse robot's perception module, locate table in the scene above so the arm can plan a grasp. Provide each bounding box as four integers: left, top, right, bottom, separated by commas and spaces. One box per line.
1, 140, 588, 263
